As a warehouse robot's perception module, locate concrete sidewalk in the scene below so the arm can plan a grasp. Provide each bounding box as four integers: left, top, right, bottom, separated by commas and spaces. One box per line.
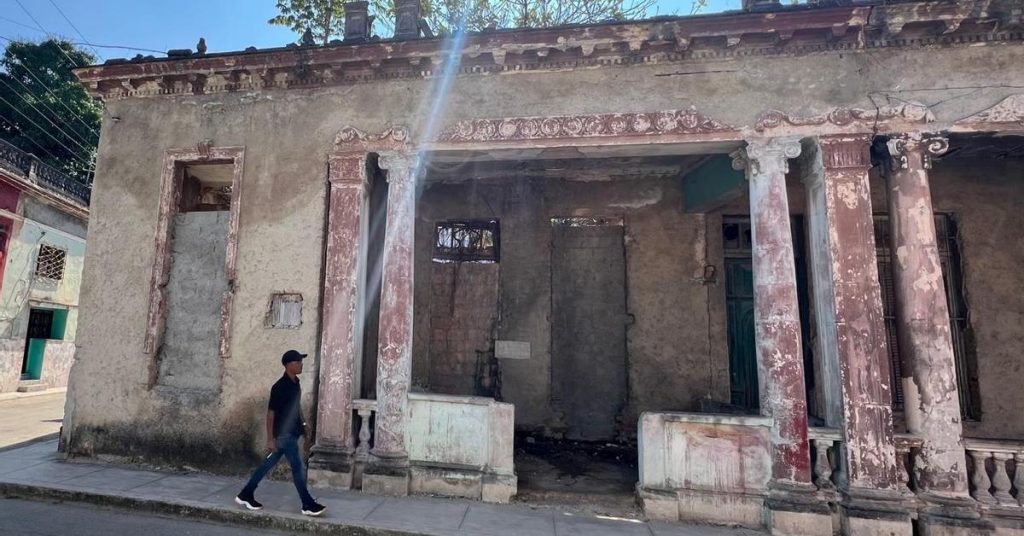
0, 439, 762, 536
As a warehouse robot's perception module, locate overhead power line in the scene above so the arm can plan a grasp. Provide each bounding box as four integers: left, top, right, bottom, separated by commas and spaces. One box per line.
1, 33, 167, 57
46, 0, 104, 61
0, 15, 43, 33
0, 74, 98, 148
0, 92, 95, 170
0, 112, 68, 164
4, 58, 101, 139
0, 35, 103, 138
13, 0, 82, 68
0, 75, 96, 151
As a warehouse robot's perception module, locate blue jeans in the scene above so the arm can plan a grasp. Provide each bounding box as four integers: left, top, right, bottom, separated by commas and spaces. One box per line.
242, 435, 315, 507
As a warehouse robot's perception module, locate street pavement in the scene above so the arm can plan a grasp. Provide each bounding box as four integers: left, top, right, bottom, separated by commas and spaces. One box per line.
0, 497, 303, 535
0, 439, 764, 535
0, 391, 65, 449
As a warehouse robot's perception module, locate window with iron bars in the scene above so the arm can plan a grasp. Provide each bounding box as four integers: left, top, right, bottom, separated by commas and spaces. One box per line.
874, 213, 981, 421
433, 220, 499, 263
35, 244, 67, 281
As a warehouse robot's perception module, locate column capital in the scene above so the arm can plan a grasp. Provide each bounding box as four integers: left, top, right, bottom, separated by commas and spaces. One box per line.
328, 154, 369, 187
378, 150, 417, 172
731, 136, 802, 177
884, 133, 950, 171
817, 134, 873, 170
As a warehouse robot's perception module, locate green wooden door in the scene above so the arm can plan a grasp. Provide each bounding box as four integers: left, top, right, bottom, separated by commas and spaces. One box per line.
725, 258, 759, 410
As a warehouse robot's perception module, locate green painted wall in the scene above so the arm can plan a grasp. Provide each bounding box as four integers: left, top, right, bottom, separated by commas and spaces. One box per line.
683, 155, 746, 213
0, 210, 86, 342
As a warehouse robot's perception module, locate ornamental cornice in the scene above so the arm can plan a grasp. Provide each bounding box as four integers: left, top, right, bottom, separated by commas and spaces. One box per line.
953, 95, 1024, 131
74, 1, 1023, 101
755, 103, 935, 134
333, 126, 410, 153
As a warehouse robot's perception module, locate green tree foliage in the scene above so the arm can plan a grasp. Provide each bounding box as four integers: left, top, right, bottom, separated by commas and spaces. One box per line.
0, 39, 100, 182
270, 0, 659, 42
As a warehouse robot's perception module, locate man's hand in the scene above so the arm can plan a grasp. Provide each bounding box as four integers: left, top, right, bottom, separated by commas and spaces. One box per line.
266, 437, 277, 454
303, 440, 312, 458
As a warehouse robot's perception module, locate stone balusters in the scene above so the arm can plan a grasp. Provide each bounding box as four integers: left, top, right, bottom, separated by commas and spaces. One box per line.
992, 452, 1016, 506
808, 428, 841, 492
894, 434, 923, 496
964, 440, 1024, 507
1015, 453, 1024, 507
969, 450, 997, 505
353, 399, 377, 463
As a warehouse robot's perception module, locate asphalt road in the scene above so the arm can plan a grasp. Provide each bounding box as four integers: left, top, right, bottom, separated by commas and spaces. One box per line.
0, 498, 303, 536
0, 392, 65, 449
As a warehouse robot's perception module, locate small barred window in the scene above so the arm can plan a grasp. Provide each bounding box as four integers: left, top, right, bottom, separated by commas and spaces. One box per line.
433, 220, 499, 263
35, 244, 67, 281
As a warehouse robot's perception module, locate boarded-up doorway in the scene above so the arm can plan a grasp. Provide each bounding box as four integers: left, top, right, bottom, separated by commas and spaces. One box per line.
551, 217, 628, 442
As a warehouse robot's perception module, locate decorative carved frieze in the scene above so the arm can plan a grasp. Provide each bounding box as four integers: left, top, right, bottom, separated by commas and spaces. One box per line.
437, 107, 736, 143
334, 126, 410, 153
955, 94, 1024, 129
756, 103, 934, 133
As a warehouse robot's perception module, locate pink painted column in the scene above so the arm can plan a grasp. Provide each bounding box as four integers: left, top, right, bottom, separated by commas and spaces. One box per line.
802, 135, 910, 533
881, 134, 970, 497
733, 138, 813, 486
365, 151, 418, 494
309, 154, 368, 487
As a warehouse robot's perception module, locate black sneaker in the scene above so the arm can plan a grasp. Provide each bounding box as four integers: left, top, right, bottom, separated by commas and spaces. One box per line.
234, 492, 263, 510
301, 501, 327, 517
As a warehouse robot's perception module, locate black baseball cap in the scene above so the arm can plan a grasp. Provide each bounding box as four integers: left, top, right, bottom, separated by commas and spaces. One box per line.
281, 350, 308, 365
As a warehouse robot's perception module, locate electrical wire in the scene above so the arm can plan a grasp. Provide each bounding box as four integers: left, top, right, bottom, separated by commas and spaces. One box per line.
45, 0, 103, 61
2, 64, 99, 140
0, 15, 43, 33
0, 74, 97, 148
13, 0, 82, 69
0, 36, 103, 138
0, 77, 94, 156
0, 92, 95, 170
0, 113, 67, 164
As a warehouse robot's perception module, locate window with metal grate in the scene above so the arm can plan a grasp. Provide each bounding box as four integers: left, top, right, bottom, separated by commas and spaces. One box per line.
34, 244, 67, 281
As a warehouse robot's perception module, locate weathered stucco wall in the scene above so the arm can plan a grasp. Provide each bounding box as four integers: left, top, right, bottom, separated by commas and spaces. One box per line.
927, 159, 1024, 439
414, 175, 730, 436
65, 38, 1024, 466
0, 338, 24, 393
63, 94, 329, 470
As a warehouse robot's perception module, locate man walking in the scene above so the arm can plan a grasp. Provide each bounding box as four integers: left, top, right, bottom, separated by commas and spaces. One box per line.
235, 350, 326, 516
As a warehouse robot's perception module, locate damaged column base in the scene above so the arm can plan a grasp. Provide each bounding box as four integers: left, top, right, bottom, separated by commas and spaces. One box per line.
409, 466, 517, 503
307, 445, 355, 489
363, 453, 411, 497
917, 492, 994, 536
840, 487, 914, 536
766, 481, 834, 536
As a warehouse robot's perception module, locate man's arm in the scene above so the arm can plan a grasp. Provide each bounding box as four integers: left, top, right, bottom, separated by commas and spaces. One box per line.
265, 410, 276, 453
302, 411, 313, 456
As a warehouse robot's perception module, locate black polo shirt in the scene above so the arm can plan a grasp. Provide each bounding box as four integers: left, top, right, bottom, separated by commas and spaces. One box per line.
268, 374, 306, 438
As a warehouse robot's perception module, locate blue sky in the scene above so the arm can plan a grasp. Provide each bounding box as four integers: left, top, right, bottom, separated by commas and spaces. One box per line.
0, 0, 740, 61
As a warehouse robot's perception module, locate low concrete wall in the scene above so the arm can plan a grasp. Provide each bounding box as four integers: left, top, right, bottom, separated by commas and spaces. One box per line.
41, 340, 75, 389
637, 412, 772, 529
0, 338, 24, 393
407, 393, 516, 503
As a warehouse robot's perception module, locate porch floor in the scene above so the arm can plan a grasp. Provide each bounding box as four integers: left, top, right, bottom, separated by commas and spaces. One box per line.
0, 439, 762, 535
514, 435, 642, 520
